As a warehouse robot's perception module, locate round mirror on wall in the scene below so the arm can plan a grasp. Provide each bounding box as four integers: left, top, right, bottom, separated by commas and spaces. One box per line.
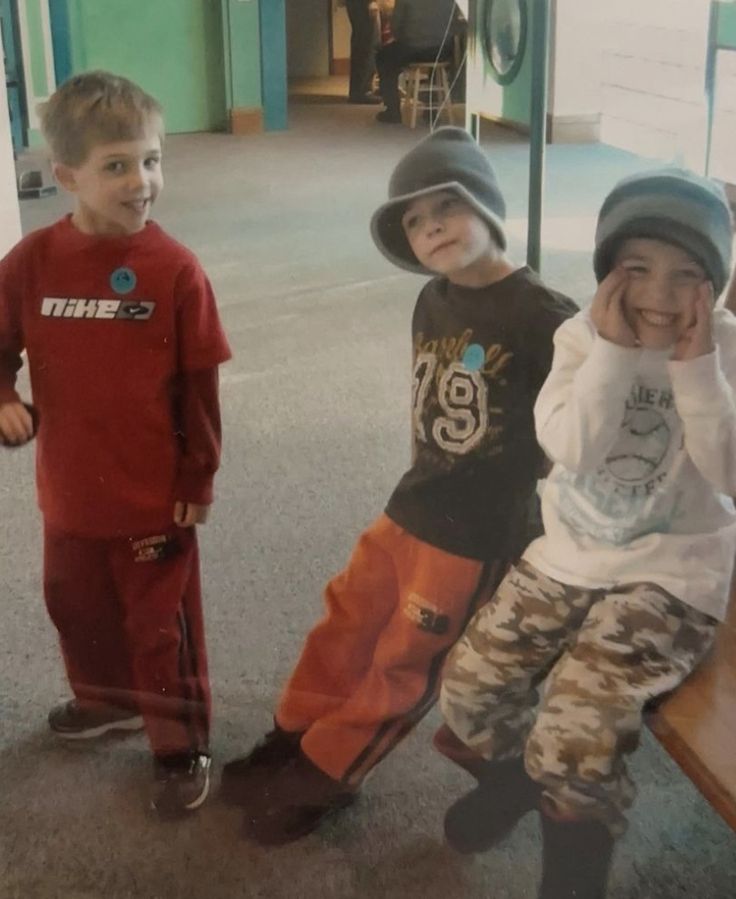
483, 0, 528, 85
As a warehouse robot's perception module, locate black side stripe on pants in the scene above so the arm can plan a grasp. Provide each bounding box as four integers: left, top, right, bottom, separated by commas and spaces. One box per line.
341, 557, 508, 785
175, 565, 208, 754
176, 609, 200, 752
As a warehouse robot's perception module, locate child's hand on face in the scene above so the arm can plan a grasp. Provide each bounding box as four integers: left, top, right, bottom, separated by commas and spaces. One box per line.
590, 268, 638, 348
0, 402, 35, 447
173, 501, 210, 528
671, 281, 715, 362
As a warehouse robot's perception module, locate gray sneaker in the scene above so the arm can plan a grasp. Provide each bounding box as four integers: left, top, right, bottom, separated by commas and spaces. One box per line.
151, 753, 211, 819
48, 699, 144, 740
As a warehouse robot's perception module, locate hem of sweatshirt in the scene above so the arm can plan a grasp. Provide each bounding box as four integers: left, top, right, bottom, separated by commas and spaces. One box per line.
40, 507, 177, 541
521, 543, 728, 623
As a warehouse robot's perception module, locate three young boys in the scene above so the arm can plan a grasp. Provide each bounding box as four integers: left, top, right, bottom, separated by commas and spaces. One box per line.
0, 72, 231, 817
2, 69, 734, 899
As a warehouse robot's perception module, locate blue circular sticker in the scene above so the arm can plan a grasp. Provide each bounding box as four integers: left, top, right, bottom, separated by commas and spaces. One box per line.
110, 267, 137, 294
462, 343, 485, 372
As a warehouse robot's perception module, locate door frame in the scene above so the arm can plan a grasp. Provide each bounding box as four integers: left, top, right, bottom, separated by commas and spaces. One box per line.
1, 0, 27, 151
16, 0, 56, 137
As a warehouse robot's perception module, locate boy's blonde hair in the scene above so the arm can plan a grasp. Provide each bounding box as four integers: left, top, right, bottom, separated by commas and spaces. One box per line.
38, 70, 163, 167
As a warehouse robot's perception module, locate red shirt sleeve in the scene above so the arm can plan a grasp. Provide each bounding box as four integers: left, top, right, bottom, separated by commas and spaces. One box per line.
175, 261, 231, 372
173, 367, 222, 505
172, 259, 230, 504
0, 246, 25, 405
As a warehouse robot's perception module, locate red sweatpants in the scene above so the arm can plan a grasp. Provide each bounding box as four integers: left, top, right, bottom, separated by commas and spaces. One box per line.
43, 524, 210, 758
276, 515, 507, 786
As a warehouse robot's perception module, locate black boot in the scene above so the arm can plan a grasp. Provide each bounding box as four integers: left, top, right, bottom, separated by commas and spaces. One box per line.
220, 724, 303, 807
243, 749, 359, 846
376, 108, 402, 124
443, 756, 541, 853
538, 812, 615, 899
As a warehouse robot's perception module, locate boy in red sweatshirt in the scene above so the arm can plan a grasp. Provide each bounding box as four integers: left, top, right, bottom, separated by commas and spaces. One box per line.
0, 71, 230, 818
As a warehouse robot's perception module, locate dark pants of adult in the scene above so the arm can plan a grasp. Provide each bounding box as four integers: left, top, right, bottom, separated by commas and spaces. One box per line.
345, 0, 376, 100
376, 42, 446, 117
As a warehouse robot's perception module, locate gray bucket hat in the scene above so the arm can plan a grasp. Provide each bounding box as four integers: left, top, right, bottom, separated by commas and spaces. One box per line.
370, 127, 507, 275
594, 167, 733, 297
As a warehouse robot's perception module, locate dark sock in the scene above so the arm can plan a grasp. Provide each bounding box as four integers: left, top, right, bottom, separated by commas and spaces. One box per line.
538, 812, 615, 899
444, 756, 541, 853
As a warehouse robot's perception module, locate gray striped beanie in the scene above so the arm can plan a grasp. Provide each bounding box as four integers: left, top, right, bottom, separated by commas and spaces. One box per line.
594, 167, 733, 297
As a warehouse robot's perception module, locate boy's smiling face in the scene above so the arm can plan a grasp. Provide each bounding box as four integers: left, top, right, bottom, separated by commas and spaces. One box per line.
614, 237, 708, 349
55, 122, 163, 237
401, 190, 500, 281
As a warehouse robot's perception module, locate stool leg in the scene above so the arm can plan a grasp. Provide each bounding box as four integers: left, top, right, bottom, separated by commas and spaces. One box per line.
403, 71, 413, 124
410, 70, 421, 129
441, 67, 454, 126
429, 69, 437, 126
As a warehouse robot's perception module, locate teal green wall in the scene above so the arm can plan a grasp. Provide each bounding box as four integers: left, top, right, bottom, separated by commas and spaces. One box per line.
65, 0, 228, 132
222, 0, 262, 110
25, 0, 48, 98
21, 0, 56, 147
21, 0, 282, 141
716, 1, 736, 49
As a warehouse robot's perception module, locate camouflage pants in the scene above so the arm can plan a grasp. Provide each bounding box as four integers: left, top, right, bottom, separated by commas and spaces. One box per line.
439, 559, 716, 833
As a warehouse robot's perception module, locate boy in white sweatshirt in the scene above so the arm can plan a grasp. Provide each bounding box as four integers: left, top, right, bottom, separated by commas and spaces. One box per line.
436, 168, 736, 899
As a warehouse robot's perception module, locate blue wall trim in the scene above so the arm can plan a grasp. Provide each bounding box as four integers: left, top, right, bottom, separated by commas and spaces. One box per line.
259, 0, 287, 131
48, 0, 73, 84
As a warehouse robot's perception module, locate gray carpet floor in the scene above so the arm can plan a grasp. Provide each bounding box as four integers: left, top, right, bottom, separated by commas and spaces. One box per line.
1, 100, 735, 898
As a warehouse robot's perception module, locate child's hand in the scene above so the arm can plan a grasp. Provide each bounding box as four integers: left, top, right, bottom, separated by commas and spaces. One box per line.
173, 501, 210, 527
0, 402, 35, 447
590, 268, 638, 347
671, 282, 715, 362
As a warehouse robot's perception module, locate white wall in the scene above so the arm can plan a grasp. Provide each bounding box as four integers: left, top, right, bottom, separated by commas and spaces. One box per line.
1, 31, 22, 257
709, 32, 736, 183
332, 1, 350, 60
549, 0, 736, 179
597, 0, 711, 167
550, 0, 604, 118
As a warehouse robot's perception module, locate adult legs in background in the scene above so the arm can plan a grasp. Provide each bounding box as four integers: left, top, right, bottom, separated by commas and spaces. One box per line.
345, 0, 379, 102
375, 43, 447, 123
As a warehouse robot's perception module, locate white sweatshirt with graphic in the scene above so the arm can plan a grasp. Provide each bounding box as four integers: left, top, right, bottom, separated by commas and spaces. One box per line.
523, 307, 736, 621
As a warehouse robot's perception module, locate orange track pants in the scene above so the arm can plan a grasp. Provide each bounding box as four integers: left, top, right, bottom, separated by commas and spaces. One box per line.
276, 514, 506, 785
